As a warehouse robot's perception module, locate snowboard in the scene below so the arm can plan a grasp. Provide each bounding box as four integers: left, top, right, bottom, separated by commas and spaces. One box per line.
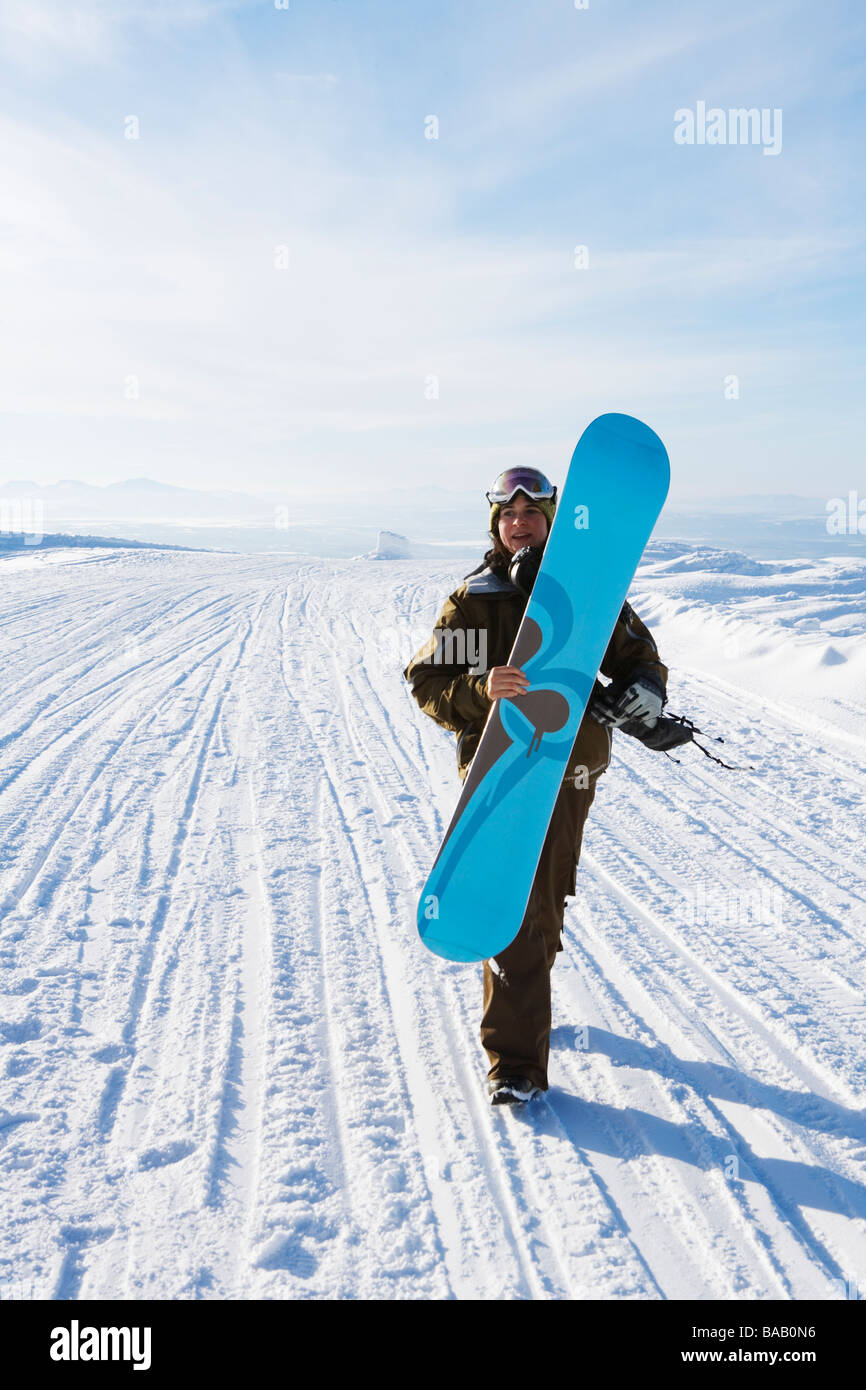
417, 412, 670, 963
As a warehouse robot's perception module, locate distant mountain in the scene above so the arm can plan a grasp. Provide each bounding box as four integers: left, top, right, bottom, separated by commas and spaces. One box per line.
0, 477, 273, 522
0, 531, 200, 553
1, 478, 47, 494
103, 477, 189, 493
1, 479, 859, 559
667, 493, 827, 515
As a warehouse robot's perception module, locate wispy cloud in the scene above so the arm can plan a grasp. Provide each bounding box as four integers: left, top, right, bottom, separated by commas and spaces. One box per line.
0, 0, 862, 499
274, 73, 340, 88
0, 0, 248, 64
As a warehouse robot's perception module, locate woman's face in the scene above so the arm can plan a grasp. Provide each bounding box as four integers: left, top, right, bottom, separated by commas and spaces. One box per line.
497, 493, 550, 555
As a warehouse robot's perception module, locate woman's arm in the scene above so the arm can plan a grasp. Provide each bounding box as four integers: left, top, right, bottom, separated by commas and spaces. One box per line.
403, 593, 493, 733
599, 600, 668, 692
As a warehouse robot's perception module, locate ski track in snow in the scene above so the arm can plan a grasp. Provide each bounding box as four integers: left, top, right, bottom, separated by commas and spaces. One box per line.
1, 546, 865, 1301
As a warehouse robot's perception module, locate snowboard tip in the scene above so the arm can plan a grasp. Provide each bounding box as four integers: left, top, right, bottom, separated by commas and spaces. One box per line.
576, 412, 670, 499
417, 924, 485, 964
587, 412, 667, 455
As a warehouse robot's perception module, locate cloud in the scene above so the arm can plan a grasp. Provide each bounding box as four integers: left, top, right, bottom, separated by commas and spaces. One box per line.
0, 0, 248, 66
0, 0, 861, 498
0, 101, 857, 450
274, 73, 340, 89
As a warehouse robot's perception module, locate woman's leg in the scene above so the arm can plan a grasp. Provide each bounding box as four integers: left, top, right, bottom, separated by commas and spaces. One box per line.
481, 780, 596, 1091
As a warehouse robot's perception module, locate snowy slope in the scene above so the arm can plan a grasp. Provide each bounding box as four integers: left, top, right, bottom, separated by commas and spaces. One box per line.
1, 543, 865, 1301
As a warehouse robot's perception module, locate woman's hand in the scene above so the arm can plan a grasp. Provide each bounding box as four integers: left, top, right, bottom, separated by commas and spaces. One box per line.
485, 665, 529, 700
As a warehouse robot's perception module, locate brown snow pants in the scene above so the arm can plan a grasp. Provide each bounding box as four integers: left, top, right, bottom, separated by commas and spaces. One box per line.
481, 778, 596, 1092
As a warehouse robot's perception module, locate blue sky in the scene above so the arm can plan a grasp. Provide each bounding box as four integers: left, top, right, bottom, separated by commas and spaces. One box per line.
0, 0, 864, 503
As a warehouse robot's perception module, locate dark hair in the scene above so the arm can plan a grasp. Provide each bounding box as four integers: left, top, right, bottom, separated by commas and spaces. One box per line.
482, 533, 513, 574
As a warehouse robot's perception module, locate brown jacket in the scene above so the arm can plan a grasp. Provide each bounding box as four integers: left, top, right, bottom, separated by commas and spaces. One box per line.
403, 563, 667, 783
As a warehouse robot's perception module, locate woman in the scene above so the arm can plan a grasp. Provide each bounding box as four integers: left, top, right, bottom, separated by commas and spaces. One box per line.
404, 467, 668, 1105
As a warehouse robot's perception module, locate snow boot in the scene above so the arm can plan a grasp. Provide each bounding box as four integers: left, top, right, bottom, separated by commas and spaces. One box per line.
488, 1076, 541, 1106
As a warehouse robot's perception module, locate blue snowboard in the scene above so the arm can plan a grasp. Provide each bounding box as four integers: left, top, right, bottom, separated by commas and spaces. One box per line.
417, 413, 670, 963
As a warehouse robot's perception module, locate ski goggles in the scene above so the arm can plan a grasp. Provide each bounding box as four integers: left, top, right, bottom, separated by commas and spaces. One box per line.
485, 467, 557, 506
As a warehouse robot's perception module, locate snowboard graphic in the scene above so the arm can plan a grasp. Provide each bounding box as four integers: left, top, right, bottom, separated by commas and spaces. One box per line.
417, 413, 670, 963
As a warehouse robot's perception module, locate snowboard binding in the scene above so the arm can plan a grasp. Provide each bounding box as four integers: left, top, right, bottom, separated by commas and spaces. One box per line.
626, 711, 754, 771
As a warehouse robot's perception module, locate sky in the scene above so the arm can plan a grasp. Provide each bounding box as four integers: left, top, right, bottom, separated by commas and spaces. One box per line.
0, 0, 864, 505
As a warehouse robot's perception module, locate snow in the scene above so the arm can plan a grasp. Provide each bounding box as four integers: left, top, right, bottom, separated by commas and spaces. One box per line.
634, 545, 866, 744
0, 542, 864, 1301
355, 530, 413, 561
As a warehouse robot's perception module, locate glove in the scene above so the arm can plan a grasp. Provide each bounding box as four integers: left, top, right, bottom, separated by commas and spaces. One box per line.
590, 673, 664, 731
508, 545, 544, 596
